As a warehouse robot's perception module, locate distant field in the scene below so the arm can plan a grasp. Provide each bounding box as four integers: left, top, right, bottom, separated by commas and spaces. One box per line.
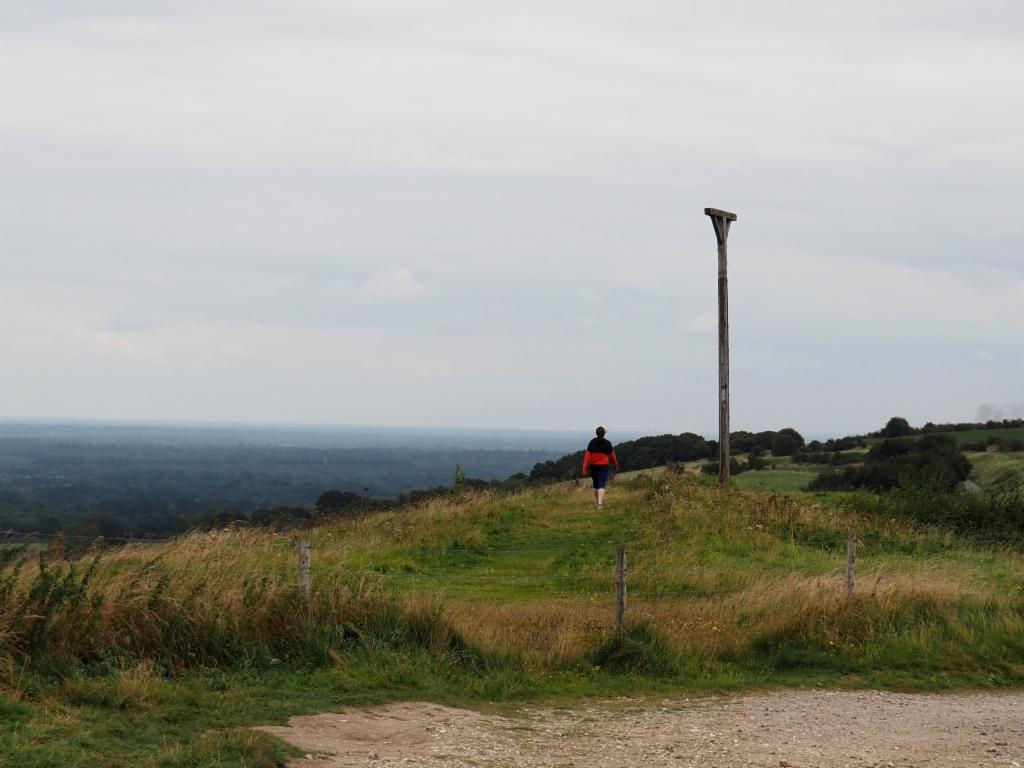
941, 428, 1024, 445
866, 428, 1024, 446
733, 469, 818, 492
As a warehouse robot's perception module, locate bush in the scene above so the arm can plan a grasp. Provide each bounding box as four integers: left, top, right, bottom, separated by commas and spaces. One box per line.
591, 622, 679, 676
701, 457, 745, 476
807, 436, 969, 493
771, 434, 799, 457
883, 486, 1024, 541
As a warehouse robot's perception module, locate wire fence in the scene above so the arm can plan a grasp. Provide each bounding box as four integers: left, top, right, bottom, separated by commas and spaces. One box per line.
4, 528, 1021, 625
3, 528, 1018, 548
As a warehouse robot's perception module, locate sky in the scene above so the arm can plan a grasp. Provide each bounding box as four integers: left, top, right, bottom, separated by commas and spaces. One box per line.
2, 1, 1022, 437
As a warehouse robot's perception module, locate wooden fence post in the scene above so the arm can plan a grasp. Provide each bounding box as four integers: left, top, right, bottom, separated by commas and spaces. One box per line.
298, 538, 311, 598
615, 545, 627, 636
845, 535, 858, 596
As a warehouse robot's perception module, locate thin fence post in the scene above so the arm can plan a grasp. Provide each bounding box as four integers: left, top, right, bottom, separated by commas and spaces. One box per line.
298, 538, 311, 598
615, 545, 627, 636
845, 535, 858, 596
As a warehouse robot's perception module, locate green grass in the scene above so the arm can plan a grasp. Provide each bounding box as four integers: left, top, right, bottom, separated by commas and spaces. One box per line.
2, 475, 1023, 766
866, 427, 1024, 447
941, 427, 1024, 445
732, 469, 819, 492
967, 450, 1024, 494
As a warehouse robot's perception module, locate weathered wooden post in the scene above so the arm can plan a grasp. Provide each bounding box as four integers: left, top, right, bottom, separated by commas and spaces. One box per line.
845, 535, 858, 596
615, 545, 627, 636
298, 538, 311, 598
704, 207, 738, 488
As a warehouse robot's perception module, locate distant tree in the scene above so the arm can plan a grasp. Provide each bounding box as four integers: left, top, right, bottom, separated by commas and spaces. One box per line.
777, 427, 805, 446
881, 417, 913, 437
771, 433, 799, 457
497, 472, 529, 491
454, 464, 466, 487
730, 431, 765, 454
35, 515, 63, 535
314, 490, 362, 515
250, 506, 312, 528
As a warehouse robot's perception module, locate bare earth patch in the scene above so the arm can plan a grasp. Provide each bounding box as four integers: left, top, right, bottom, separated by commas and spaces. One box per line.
258, 690, 1024, 767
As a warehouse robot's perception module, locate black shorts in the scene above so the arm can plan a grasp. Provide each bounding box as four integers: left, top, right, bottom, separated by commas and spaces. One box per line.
590, 466, 609, 489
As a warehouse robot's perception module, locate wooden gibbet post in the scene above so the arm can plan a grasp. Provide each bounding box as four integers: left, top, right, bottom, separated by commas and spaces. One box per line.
704, 207, 738, 488
845, 535, 858, 596
614, 545, 627, 636
298, 538, 311, 598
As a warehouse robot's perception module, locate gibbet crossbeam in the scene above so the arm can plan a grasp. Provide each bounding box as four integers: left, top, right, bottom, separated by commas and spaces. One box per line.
703, 207, 737, 221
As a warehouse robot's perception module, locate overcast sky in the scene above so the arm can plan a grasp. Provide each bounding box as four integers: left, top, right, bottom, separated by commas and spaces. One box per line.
2, 1, 1022, 437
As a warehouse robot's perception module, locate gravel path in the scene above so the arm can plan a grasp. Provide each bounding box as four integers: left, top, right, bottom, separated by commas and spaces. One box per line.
259, 690, 1024, 767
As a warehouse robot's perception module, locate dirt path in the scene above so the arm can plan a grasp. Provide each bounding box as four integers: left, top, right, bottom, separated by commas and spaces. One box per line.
259, 690, 1024, 768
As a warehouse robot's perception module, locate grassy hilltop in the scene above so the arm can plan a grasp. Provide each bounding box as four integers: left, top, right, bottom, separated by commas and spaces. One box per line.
1, 473, 1023, 765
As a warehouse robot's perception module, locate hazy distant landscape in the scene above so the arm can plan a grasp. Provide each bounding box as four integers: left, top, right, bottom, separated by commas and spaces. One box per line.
0, 421, 595, 451
0, 422, 585, 537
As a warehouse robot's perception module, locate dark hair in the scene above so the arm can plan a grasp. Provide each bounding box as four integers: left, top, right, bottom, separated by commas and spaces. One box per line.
596, 426, 606, 438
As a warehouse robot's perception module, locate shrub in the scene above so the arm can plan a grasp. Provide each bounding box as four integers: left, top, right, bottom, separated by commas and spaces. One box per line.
882, 486, 1024, 541
591, 622, 679, 677
771, 434, 799, 457
807, 436, 969, 493
701, 457, 745, 476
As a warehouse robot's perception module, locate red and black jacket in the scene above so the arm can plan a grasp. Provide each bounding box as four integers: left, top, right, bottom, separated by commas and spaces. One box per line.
583, 437, 619, 474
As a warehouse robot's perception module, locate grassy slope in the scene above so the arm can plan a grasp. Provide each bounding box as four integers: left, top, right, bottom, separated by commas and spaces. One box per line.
2, 475, 1023, 766
926, 428, 1024, 492
967, 451, 1024, 494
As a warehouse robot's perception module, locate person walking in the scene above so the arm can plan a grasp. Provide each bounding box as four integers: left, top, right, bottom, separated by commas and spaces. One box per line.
582, 425, 619, 508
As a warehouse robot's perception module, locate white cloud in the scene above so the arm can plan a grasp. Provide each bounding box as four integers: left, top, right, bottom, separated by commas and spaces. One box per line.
70, 328, 165, 361
680, 312, 716, 334
360, 269, 424, 300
